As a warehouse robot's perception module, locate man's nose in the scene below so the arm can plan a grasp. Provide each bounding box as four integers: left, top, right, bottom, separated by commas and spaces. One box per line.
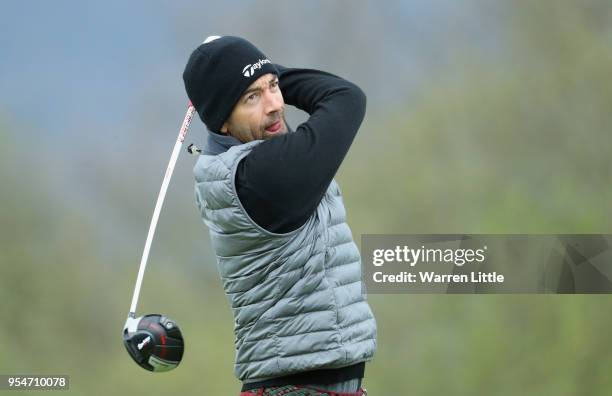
263, 90, 283, 114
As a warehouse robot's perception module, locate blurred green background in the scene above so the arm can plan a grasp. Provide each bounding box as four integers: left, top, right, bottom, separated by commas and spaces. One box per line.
1, 1, 611, 395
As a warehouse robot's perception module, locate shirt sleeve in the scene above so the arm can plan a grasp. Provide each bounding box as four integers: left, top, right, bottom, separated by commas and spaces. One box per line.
235, 65, 367, 233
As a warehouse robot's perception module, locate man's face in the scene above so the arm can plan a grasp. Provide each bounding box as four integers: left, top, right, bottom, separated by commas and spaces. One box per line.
221, 73, 288, 142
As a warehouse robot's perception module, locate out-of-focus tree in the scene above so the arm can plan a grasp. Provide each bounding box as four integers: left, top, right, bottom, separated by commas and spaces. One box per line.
342, 0, 612, 235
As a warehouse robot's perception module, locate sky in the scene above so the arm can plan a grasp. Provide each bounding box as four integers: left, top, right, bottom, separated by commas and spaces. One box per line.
1, 1, 492, 139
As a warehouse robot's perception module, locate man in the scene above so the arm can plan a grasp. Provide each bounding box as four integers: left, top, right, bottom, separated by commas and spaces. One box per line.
183, 36, 377, 396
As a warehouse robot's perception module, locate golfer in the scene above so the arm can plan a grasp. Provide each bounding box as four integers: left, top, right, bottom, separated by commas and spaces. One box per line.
183, 36, 377, 396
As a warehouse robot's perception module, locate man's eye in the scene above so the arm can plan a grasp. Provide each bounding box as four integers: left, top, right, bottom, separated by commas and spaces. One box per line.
270, 80, 279, 88
246, 93, 258, 102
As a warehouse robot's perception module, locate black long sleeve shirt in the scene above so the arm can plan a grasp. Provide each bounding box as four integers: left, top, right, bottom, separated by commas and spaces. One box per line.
236, 65, 366, 234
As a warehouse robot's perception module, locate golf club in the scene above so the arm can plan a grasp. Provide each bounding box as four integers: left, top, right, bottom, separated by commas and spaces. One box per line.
122, 102, 195, 372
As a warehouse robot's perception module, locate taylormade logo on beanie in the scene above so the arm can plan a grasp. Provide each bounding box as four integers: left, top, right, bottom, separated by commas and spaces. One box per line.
242, 59, 271, 77
182, 36, 278, 133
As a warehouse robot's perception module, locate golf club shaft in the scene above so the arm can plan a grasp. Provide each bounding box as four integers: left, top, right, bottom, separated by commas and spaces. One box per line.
128, 102, 196, 316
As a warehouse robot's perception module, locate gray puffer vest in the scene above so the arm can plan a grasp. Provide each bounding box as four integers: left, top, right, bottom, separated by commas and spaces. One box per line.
193, 140, 377, 382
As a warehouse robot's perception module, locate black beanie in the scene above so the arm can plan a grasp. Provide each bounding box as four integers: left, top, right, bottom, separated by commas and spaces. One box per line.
182, 36, 278, 133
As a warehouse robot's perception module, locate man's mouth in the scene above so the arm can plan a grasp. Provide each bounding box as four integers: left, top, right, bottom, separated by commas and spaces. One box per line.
265, 120, 282, 133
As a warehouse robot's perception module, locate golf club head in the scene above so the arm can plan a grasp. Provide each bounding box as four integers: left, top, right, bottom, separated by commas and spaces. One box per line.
123, 314, 184, 372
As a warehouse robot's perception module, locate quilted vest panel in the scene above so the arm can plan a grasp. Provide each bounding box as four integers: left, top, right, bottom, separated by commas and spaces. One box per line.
193, 140, 377, 381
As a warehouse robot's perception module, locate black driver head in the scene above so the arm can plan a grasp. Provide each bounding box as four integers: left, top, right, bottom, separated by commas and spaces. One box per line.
123, 314, 184, 372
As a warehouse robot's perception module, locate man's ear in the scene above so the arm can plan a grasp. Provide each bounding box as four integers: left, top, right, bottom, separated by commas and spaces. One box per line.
220, 122, 229, 135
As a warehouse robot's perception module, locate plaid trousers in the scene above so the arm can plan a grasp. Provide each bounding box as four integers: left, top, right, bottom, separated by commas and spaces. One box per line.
239, 385, 367, 396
